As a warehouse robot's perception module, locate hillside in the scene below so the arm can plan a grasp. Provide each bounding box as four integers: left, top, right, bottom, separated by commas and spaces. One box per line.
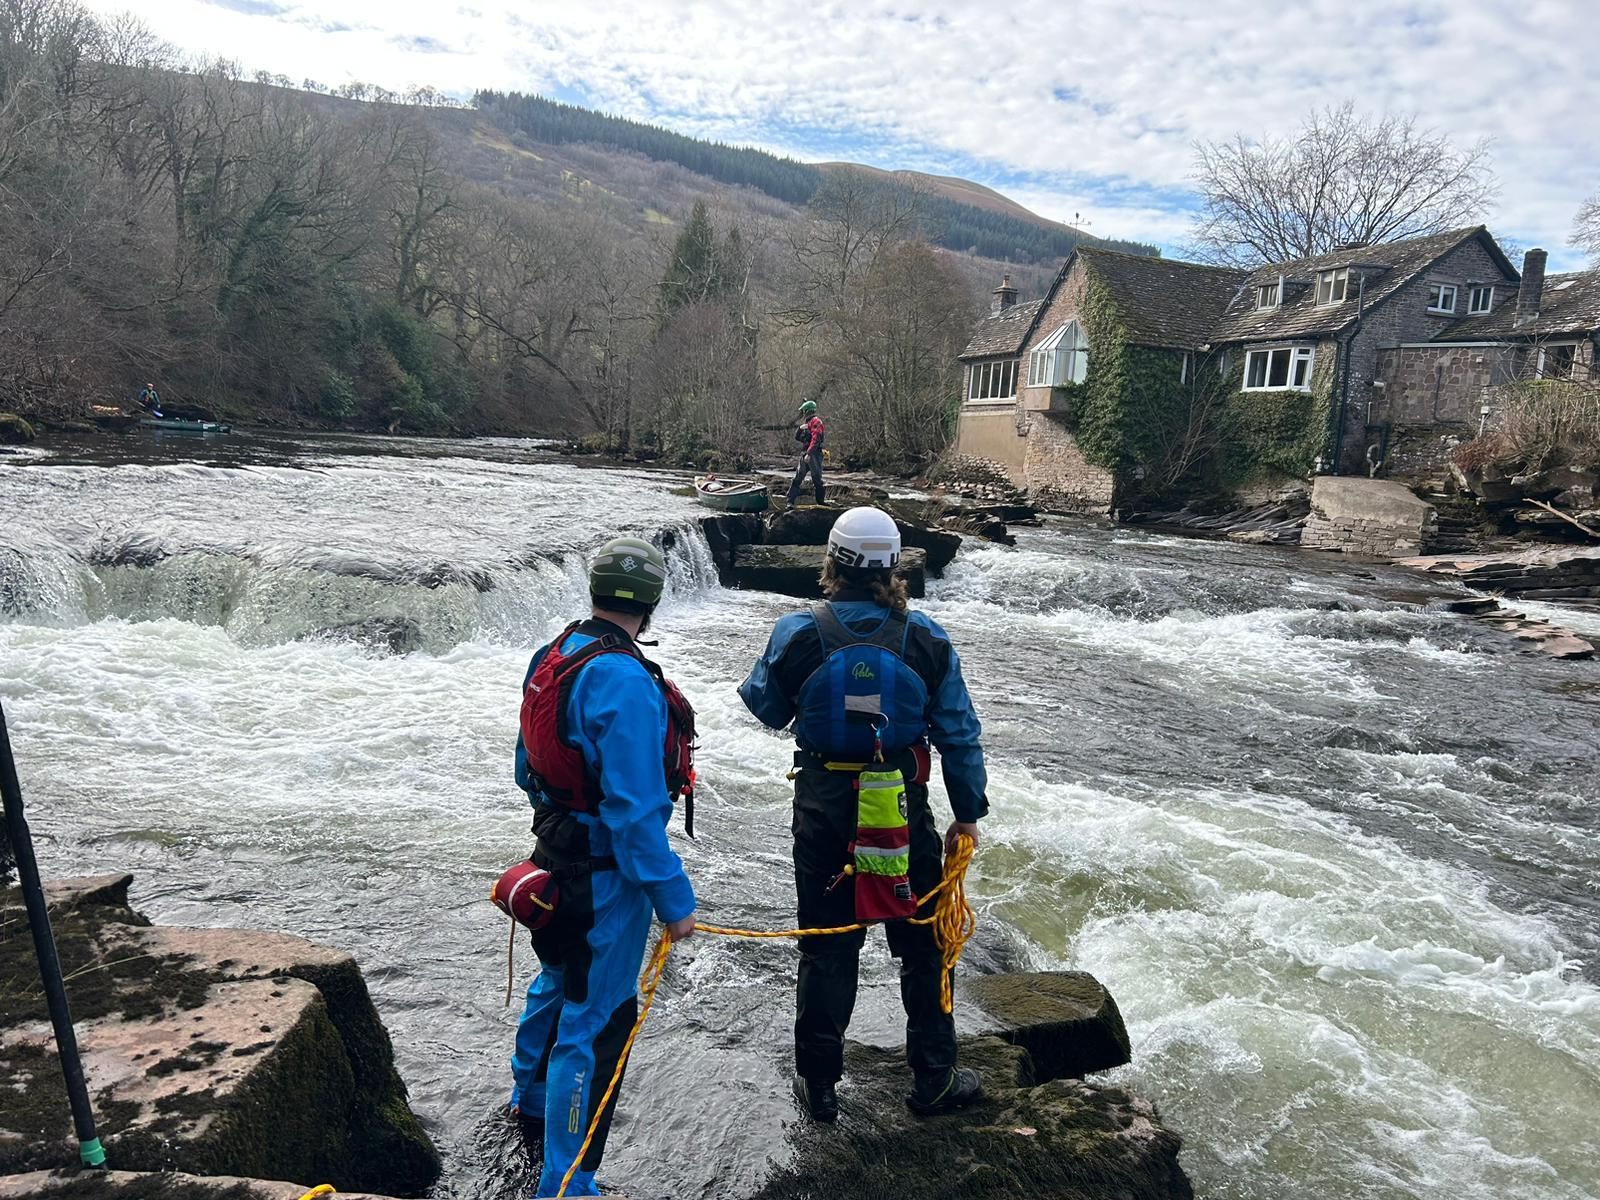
469, 90, 1156, 266
4, 10, 1139, 465
816, 162, 1078, 232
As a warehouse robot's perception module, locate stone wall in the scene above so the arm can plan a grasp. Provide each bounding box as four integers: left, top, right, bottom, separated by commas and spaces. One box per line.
1382, 421, 1476, 479
1339, 237, 1518, 472
1021, 411, 1117, 514
1301, 476, 1437, 556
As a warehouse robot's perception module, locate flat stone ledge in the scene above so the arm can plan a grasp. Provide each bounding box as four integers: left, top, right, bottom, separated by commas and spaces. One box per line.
0, 1168, 408, 1198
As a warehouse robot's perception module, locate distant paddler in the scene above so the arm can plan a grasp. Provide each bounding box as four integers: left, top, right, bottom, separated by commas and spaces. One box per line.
136, 381, 162, 418
787, 398, 826, 508
508, 536, 698, 1197
738, 506, 990, 1122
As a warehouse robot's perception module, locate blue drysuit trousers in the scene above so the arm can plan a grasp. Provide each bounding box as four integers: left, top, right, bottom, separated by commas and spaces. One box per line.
510, 866, 654, 1198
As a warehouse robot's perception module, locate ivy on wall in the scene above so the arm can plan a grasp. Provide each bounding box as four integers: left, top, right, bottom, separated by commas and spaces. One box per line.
1069, 277, 1193, 474
1036, 268, 1335, 498
1213, 350, 1335, 487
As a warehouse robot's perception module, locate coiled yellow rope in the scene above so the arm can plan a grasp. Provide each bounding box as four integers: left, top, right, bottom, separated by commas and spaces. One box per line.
554, 835, 976, 1198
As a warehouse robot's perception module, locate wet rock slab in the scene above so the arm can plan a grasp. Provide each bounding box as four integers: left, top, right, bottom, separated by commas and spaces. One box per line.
730, 545, 927, 599
0, 876, 438, 1196
0, 1168, 406, 1198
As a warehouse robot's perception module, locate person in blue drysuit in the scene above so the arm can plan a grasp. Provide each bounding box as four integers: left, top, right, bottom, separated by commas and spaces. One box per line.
510, 536, 696, 1198
738, 506, 989, 1124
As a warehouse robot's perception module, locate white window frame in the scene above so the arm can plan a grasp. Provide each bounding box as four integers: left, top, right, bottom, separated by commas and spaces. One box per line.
1242, 344, 1317, 393
1315, 268, 1348, 306
1026, 320, 1089, 388
1426, 283, 1458, 314
1254, 281, 1281, 310
1468, 285, 1494, 315
966, 358, 1017, 402
1535, 342, 1580, 381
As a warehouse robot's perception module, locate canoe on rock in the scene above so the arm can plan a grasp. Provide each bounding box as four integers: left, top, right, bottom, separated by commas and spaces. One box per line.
694, 475, 769, 513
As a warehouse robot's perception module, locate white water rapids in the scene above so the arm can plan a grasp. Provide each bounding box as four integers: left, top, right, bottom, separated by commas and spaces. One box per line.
2, 433, 1597, 1199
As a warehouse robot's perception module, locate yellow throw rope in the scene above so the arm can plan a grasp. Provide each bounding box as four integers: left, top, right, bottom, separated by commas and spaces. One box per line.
553, 835, 976, 1198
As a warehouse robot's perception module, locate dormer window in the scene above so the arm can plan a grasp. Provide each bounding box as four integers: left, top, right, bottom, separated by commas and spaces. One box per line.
1254, 281, 1281, 310
1468, 285, 1494, 314
1315, 268, 1348, 306
1027, 320, 1089, 387
1427, 283, 1458, 314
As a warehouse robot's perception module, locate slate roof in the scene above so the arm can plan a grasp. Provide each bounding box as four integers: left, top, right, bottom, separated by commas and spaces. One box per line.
956, 226, 1527, 363
1076, 249, 1247, 349
958, 298, 1046, 359
1209, 226, 1516, 344
1434, 269, 1600, 341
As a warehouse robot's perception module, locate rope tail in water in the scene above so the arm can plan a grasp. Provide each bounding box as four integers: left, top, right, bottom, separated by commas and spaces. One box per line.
552, 834, 977, 1199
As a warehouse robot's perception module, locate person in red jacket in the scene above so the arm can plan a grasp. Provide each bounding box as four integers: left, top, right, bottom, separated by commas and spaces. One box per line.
787, 399, 826, 507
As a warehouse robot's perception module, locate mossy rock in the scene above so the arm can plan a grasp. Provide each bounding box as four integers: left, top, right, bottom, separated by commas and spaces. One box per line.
964, 971, 1132, 1081
0, 415, 35, 445
752, 1033, 1189, 1200
0, 1169, 410, 1198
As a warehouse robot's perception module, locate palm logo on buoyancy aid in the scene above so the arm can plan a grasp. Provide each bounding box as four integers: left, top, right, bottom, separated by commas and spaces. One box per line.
794, 603, 929, 760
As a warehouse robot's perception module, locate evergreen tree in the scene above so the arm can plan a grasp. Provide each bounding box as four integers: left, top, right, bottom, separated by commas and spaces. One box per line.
659, 200, 725, 319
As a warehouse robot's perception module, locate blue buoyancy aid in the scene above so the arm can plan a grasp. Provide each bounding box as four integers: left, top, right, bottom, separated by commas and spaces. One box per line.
792, 602, 930, 760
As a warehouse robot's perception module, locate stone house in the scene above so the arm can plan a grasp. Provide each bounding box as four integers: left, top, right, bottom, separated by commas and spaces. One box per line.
955, 252, 1242, 512
1373, 251, 1600, 476
954, 226, 1523, 511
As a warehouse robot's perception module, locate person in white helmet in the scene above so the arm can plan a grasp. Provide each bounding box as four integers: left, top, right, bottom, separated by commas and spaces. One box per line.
738, 506, 989, 1123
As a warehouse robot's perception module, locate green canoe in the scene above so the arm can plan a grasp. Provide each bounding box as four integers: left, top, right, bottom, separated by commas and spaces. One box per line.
140, 417, 232, 433
695, 476, 770, 513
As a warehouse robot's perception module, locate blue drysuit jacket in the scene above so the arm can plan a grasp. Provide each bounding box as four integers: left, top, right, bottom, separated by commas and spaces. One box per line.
514, 625, 695, 924
739, 598, 989, 823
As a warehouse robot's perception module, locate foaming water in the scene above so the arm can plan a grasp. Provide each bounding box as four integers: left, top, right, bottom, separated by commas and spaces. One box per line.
3, 438, 1599, 1200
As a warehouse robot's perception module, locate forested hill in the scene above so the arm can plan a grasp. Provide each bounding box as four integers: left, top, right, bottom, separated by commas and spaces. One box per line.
3, 0, 1157, 463
472, 90, 1157, 264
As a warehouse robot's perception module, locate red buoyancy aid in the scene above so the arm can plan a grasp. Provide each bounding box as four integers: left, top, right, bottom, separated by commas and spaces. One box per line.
520, 621, 697, 835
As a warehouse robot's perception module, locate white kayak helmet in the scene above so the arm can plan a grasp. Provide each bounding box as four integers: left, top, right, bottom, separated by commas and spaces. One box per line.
827, 506, 901, 570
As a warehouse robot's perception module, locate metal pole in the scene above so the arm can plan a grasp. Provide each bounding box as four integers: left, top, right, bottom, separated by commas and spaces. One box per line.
0, 699, 106, 1169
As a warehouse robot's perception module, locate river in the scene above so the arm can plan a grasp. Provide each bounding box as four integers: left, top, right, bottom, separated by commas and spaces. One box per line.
2, 431, 1597, 1200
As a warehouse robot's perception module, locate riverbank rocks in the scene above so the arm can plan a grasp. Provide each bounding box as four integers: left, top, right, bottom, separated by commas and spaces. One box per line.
0, 876, 439, 1197
964, 971, 1132, 1082
0, 415, 35, 445
754, 1034, 1189, 1200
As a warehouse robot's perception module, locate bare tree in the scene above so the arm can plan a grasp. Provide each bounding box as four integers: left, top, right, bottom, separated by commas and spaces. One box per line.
1190, 104, 1497, 266
1573, 189, 1600, 267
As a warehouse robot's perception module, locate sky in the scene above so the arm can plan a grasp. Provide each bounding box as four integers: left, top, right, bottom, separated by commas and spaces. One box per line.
82, 0, 1600, 270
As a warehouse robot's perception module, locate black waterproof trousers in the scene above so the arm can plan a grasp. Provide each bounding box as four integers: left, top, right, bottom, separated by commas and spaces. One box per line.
791, 752, 956, 1086
786, 450, 825, 506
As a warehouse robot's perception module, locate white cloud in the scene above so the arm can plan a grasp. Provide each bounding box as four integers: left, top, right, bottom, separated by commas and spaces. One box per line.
82, 0, 1600, 261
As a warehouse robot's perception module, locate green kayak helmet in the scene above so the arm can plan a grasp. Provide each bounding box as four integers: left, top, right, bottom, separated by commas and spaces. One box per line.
589, 536, 667, 605
798, 399, 818, 417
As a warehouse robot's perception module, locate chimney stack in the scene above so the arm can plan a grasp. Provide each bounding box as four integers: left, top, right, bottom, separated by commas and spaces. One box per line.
992, 272, 1017, 314
1516, 249, 1547, 326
